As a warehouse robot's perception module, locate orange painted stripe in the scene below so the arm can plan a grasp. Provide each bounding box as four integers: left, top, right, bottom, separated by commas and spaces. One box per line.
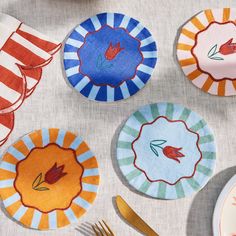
218, 80, 226, 96
0, 188, 16, 200
202, 76, 214, 92
56, 210, 70, 228
82, 157, 98, 169
49, 128, 59, 143
2, 39, 46, 67
0, 169, 16, 180
17, 29, 59, 54
63, 132, 76, 148
232, 80, 236, 90
179, 58, 196, 67
82, 176, 100, 185
177, 43, 192, 51
79, 191, 97, 204
13, 140, 30, 156
70, 203, 86, 219
38, 213, 49, 230
3, 153, 18, 165
20, 208, 34, 227
223, 8, 230, 22
191, 17, 205, 31
204, 9, 215, 23
181, 28, 195, 40
29, 130, 43, 147
75, 142, 90, 156
6, 200, 22, 216
188, 69, 202, 81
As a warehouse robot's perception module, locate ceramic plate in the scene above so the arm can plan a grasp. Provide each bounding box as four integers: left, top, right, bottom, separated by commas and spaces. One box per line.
0, 129, 100, 230
117, 103, 216, 199
213, 175, 236, 236
177, 8, 236, 96
63, 12, 157, 102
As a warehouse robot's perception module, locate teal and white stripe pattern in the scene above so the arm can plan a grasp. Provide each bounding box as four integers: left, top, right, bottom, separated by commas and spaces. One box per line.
117, 103, 216, 199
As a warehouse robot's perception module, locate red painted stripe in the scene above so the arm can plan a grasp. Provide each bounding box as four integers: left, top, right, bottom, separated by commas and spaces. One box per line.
0, 65, 23, 93
2, 38, 47, 67
0, 97, 13, 110
17, 29, 59, 54
0, 112, 14, 129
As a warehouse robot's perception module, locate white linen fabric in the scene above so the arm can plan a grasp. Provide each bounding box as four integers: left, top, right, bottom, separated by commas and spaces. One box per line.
0, 0, 236, 236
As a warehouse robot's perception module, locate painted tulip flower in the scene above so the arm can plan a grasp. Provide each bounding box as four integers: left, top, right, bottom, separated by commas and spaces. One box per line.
45, 163, 67, 184
219, 38, 236, 55
105, 42, 124, 60
162, 146, 184, 163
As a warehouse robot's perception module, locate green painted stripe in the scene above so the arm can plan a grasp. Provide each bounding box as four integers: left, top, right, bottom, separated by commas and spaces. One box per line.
157, 182, 166, 199
117, 141, 132, 149
118, 156, 134, 166
166, 103, 174, 119
199, 135, 214, 144
196, 164, 213, 177
190, 119, 207, 132
133, 111, 148, 124
122, 125, 139, 138
150, 104, 159, 119
202, 151, 216, 160
139, 180, 151, 193
187, 178, 201, 191
126, 169, 142, 181
179, 108, 191, 121
175, 181, 185, 198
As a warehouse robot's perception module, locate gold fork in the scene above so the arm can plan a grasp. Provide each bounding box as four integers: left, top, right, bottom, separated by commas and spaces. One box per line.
91, 220, 115, 236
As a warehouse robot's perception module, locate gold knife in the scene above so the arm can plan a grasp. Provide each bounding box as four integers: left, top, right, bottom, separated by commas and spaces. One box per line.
115, 195, 159, 236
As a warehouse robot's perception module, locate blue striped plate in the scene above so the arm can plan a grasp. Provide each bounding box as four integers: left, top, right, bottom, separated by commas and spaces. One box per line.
63, 13, 157, 102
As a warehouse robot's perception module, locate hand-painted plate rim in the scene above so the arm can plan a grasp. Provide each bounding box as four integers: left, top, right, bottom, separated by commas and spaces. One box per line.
213, 174, 236, 236
63, 12, 157, 102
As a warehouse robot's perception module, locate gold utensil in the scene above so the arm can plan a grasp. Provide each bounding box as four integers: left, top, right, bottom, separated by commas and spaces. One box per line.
115, 195, 159, 236
91, 220, 115, 236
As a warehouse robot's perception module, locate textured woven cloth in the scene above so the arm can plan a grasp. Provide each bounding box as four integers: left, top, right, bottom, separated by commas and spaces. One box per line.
0, 1, 236, 236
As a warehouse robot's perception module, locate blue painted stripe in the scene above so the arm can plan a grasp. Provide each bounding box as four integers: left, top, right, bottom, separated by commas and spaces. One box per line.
88, 85, 100, 100
48, 211, 57, 229
82, 183, 98, 192
74, 76, 90, 92
0, 179, 14, 188
70, 137, 83, 150
64, 59, 80, 70
90, 15, 101, 30
119, 15, 130, 28
56, 130, 66, 146
77, 150, 94, 163
13, 206, 28, 221
0, 161, 16, 173
66, 38, 83, 48
64, 208, 77, 223
8, 146, 25, 160
42, 128, 49, 147
31, 210, 42, 229
80, 18, 95, 32
73, 196, 90, 210
120, 82, 130, 99
83, 168, 99, 177
22, 135, 35, 150
138, 64, 154, 75
107, 86, 114, 102
75, 25, 88, 38
107, 13, 114, 27
66, 65, 80, 77
3, 193, 20, 207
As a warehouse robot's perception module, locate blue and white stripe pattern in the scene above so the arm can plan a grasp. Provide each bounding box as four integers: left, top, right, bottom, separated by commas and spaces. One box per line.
63, 12, 157, 102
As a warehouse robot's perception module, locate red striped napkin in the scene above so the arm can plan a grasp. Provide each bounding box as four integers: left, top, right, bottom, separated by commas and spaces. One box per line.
0, 13, 61, 146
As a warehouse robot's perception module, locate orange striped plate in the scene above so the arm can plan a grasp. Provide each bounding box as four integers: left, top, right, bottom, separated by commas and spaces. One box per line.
0, 128, 100, 230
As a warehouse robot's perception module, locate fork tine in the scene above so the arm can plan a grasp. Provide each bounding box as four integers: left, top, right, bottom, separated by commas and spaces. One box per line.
92, 225, 100, 236
102, 220, 114, 236
98, 221, 110, 236
95, 223, 104, 236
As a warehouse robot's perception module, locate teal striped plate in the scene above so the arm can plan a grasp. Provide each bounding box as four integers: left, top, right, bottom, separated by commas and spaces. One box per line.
116, 103, 216, 199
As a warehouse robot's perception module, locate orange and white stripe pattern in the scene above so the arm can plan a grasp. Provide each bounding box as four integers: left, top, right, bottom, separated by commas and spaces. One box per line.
177, 8, 236, 96
0, 112, 14, 146
0, 13, 61, 114
0, 129, 100, 230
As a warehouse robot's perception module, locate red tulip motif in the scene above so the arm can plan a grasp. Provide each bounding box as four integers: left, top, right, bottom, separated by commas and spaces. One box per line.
105, 42, 124, 60
32, 162, 67, 191
150, 140, 185, 163
219, 38, 236, 55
